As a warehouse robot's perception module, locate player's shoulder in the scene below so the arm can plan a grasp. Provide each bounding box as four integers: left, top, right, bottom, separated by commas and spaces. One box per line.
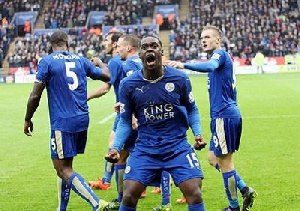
110, 55, 123, 65
165, 65, 189, 79
211, 49, 227, 60
120, 70, 140, 85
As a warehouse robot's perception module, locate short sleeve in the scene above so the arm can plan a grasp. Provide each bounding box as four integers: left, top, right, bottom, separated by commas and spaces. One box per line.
108, 60, 120, 85
36, 58, 49, 83
211, 49, 225, 66
180, 74, 196, 111
118, 79, 133, 120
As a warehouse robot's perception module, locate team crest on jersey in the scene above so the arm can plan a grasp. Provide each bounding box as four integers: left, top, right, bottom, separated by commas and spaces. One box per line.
189, 92, 195, 103
165, 83, 175, 92
126, 70, 133, 77
211, 53, 220, 60
125, 166, 131, 174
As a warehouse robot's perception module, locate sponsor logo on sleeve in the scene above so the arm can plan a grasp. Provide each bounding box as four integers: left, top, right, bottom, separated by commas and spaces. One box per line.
189, 92, 195, 103
211, 53, 220, 60
119, 103, 125, 113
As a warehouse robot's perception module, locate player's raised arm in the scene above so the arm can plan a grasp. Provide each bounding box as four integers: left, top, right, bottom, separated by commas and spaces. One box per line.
168, 58, 220, 72
85, 57, 111, 82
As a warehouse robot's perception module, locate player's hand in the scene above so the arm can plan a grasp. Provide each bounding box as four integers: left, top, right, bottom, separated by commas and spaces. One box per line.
114, 102, 122, 113
91, 57, 105, 68
24, 120, 33, 136
105, 149, 120, 163
194, 135, 207, 150
167, 60, 184, 69
132, 116, 138, 130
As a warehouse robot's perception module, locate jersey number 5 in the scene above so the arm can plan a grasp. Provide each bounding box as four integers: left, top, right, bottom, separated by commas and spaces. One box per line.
65, 62, 78, 90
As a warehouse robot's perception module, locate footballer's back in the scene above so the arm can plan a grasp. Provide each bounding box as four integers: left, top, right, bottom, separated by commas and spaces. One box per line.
36, 51, 100, 132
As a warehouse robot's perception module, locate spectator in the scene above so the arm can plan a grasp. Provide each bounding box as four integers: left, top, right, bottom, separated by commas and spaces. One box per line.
24, 20, 31, 34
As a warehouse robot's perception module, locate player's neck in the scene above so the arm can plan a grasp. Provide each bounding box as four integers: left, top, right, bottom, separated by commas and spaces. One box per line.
126, 52, 138, 60
112, 49, 118, 57
53, 47, 68, 52
142, 66, 165, 81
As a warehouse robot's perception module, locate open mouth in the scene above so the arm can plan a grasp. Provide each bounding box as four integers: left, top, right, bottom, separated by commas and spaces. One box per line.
146, 53, 156, 66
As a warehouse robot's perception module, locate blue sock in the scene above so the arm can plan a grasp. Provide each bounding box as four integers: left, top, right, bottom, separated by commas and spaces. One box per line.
115, 163, 126, 202
68, 172, 99, 209
103, 148, 114, 183
188, 202, 205, 211
119, 203, 136, 211
235, 172, 247, 190
161, 171, 171, 205
57, 177, 71, 211
222, 170, 239, 208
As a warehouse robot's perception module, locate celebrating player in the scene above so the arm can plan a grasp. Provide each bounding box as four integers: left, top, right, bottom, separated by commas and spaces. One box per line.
24, 31, 111, 211
88, 32, 124, 191
168, 25, 257, 211
106, 35, 206, 211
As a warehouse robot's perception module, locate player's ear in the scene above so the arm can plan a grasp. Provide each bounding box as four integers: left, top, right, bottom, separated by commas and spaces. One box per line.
161, 49, 164, 56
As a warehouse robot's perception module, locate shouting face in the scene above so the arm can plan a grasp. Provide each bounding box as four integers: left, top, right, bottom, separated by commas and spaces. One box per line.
139, 36, 163, 70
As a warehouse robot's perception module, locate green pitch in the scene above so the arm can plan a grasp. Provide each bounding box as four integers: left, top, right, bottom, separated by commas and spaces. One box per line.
0, 72, 299, 210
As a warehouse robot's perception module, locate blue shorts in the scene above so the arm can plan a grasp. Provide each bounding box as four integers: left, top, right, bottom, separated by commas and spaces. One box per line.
112, 113, 137, 151
124, 145, 204, 187
50, 130, 87, 159
209, 117, 242, 156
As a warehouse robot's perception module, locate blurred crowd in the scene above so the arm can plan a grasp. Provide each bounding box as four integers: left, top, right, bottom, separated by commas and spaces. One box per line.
43, 0, 108, 29
7, 24, 159, 71
1, 0, 300, 70
169, 0, 300, 61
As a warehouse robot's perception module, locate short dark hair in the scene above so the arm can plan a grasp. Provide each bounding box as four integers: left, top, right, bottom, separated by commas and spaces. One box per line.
50, 31, 68, 47
140, 35, 162, 47
120, 34, 140, 48
108, 31, 123, 43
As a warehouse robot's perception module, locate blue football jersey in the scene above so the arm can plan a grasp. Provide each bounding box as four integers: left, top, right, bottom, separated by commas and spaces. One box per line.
122, 55, 143, 77
107, 55, 124, 103
36, 51, 103, 132
208, 49, 241, 118
118, 66, 197, 155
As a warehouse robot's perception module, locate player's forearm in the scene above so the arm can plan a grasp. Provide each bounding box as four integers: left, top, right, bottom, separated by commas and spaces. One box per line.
98, 66, 111, 82
184, 60, 219, 72
24, 92, 41, 121
88, 84, 111, 100
113, 117, 133, 152
188, 105, 202, 136
88, 88, 109, 100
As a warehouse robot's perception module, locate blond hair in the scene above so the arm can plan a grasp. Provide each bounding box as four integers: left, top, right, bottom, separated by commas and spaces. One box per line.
202, 25, 222, 37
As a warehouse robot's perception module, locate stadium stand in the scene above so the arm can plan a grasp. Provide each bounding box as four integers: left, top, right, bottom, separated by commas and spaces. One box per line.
1, 0, 299, 76
169, 0, 300, 61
